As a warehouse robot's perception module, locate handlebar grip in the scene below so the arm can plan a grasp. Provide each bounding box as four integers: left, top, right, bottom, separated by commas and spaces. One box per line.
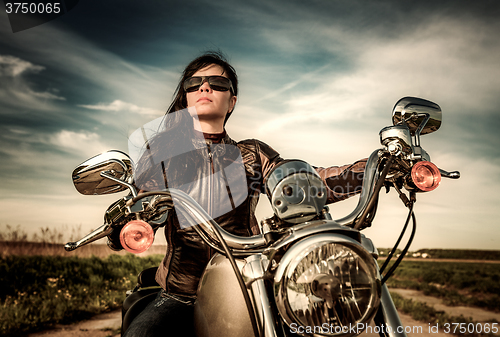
439, 169, 460, 179
64, 242, 78, 251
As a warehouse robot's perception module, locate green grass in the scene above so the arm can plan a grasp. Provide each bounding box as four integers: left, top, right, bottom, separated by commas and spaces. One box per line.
383, 260, 500, 312
0, 254, 163, 336
378, 248, 500, 260
414, 249, 500, 261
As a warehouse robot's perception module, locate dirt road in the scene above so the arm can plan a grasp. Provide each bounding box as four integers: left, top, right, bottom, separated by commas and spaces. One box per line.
391, 288, 500, 322
24, 306, 455, 337
26, 287, 499, 337
27, 310, 447, 337
27, 310, 121, 337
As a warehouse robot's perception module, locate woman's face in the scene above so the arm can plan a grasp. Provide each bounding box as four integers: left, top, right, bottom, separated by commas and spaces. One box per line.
186, 64, 237, 128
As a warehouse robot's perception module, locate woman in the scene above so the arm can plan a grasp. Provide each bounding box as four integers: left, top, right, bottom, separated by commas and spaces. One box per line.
123, 51, 366, 336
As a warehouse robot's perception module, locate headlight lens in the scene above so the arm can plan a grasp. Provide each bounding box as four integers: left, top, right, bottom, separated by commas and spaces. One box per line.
274, 235, 380, 336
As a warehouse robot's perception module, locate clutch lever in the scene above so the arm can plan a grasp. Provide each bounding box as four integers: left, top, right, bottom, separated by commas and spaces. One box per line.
64, 223, 113, 251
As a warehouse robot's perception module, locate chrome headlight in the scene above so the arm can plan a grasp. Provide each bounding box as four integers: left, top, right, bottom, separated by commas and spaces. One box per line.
274, 234, 381, 336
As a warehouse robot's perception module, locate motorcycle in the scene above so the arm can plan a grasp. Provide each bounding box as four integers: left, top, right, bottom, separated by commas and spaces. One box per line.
65, 97, 459, 337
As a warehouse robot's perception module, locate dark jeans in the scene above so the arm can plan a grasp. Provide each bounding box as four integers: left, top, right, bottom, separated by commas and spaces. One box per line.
123, 290, 196, 337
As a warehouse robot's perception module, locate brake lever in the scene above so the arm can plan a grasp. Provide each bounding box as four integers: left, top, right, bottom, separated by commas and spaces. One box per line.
439, 168, 460, 179
64, 223, 113, 251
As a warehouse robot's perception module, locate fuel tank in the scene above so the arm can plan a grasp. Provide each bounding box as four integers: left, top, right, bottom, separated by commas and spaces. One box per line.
194, 253, 254, 337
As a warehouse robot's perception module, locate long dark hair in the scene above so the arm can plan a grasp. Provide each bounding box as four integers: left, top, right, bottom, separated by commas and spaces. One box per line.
167, 50, 238, 125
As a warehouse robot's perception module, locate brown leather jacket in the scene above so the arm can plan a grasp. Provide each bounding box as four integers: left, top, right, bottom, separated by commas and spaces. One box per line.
154, 133, 366, 297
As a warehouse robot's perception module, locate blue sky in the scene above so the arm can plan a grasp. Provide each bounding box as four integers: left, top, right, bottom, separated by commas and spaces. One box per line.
0, 0, 499, 250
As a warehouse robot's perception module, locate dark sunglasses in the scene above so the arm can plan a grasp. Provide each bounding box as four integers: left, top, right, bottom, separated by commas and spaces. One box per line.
184, 76, 234, 94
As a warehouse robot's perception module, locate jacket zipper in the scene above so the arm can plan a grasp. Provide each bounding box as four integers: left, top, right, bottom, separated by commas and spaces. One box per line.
207, 144, 215, 262
207, 144, 214, 218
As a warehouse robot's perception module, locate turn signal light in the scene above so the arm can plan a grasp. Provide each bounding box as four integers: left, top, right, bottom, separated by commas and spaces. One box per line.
120, 220, 154, 254
411, 161, 441, 192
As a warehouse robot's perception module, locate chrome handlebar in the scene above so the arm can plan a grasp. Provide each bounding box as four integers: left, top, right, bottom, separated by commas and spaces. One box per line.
65, 145, 460, 252
62, 148, 396, 252
335, 149, 381, 227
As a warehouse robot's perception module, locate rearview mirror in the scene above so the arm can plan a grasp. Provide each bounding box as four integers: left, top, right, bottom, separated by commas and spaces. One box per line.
72, 150, 134, 195
392, 97, 442, 136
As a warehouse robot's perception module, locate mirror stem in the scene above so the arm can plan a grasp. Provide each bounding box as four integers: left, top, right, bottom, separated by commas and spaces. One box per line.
101, 171, 138, 197
413, 113, 430, 148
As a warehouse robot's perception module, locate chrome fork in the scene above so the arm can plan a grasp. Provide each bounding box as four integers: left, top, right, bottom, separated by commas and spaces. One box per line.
242, 254, 281, 337
373, 280, 407, 337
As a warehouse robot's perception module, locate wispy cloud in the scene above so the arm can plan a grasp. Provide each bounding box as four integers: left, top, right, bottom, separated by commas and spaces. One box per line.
236, 14, 500, 151
0, 54, 45, 76
50, 130, 109, 157
0, 20, 176, 117
79, 100, 164, 117
0, 54, 66, 106
0, 129, 106, 170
